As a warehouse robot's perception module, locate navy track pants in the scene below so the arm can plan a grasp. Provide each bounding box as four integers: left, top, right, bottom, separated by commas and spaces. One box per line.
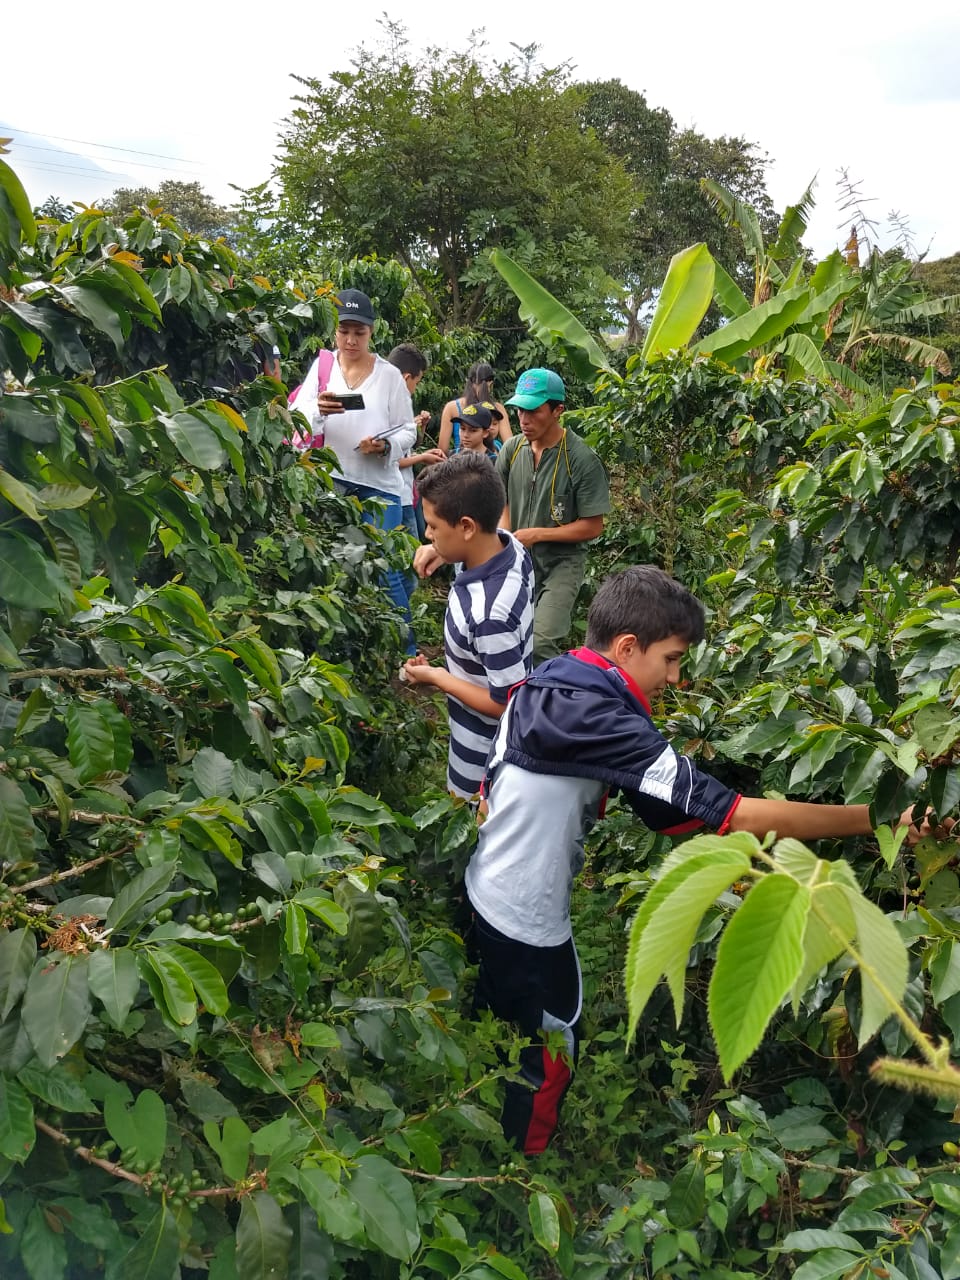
472, 911, 582, 1154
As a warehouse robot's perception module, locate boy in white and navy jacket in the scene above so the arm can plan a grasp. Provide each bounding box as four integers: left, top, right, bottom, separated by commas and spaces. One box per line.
465, 565, 930, 1156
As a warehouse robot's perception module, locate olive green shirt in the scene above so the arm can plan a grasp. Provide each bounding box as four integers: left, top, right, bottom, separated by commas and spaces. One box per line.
497, 429, 610, 576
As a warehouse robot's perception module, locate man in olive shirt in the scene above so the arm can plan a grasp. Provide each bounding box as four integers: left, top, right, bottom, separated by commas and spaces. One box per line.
499, 369, 610, 665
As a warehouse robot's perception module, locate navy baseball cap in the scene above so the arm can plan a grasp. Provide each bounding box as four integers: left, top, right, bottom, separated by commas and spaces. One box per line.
335, 289, 376, 327
452, 404, 493, 432
505, 367, 566, 409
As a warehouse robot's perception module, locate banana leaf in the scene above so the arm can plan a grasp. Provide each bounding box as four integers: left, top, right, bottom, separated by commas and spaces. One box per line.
779, 256, 806, 292
770, 180, 817, 261
776, 332, 827, 382
861, 332, 952, 375
809, 250, 847, 294
700, 178, 764, 262
823, 360, 873, 396
693, 284, 812, 364
795, 274, 859, 327
712, 262, 750, 319
489, 249, 614, 378
891, 294, 960, 325
640, 243, 715, 363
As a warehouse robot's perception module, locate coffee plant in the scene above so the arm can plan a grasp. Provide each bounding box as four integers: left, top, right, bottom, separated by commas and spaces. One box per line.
5, 147, 960, 1280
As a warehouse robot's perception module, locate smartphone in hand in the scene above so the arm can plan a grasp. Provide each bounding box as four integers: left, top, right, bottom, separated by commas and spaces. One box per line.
336, 393, 365, 411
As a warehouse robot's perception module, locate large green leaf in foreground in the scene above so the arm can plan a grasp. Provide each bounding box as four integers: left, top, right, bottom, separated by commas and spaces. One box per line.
708, 873, 808, 1079
490, 248, 614, 377
639, 242, 715, 363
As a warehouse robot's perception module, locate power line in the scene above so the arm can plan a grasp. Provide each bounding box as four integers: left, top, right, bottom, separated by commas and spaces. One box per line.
19, 155, 239, 188
21, 162, 194, 190
0, 124, 202, 167
19, 160, 135, 180
12, 140, 203, 176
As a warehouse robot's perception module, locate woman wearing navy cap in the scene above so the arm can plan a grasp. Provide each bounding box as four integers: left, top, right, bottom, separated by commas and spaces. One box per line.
290, 290, 418, 651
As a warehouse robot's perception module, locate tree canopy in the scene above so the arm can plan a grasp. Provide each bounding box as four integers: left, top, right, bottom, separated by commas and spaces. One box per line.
99, 180, 234, 240
273, 22, 636, 334
270, 29, 780, 359
34, 193, 75, 221
576, 80, 778, 338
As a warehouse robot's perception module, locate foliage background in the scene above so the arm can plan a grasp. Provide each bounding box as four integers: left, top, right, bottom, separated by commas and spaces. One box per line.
4, 53, 960, 1276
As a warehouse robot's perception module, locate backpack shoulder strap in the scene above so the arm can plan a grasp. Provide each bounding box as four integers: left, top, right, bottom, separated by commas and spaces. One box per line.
317, 349, 335, 394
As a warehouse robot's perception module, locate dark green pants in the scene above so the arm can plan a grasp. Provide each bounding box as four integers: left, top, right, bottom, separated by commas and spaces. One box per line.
532, 556, 584, 666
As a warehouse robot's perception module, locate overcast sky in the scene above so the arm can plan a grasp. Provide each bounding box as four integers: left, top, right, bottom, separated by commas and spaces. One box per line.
4, 0, 958, 263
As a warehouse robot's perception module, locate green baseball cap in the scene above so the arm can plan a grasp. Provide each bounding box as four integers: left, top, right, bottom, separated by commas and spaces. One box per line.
505, 367, 566, 410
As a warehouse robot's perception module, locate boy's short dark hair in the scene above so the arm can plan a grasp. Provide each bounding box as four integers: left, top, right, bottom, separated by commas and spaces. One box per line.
387, 343, 428, 377
586, 566, 705, 651
416, 452, 505, 534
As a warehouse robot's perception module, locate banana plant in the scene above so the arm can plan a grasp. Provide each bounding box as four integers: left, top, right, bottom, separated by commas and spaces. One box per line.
491, 243, 715, 379
701, 176, 817, 308
639, 242, 714, 363
831, 247, 960, 375
489, 247, 616, 379
701, 178, 960, 384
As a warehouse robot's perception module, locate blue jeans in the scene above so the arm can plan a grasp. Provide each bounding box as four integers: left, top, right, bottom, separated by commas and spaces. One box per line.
402, 501, 426, 542
335, 481, 415, 655
401, 503, 424, 599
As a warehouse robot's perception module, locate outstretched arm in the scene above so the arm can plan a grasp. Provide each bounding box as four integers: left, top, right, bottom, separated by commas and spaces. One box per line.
402, 658, 505, 718
728, 797, 933, 844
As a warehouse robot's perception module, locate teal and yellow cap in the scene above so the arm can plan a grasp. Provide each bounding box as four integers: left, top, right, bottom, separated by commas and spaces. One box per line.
505, 367, 566, 410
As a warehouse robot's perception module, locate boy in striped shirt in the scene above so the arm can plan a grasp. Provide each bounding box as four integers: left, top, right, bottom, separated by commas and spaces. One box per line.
402, 453, 534, 799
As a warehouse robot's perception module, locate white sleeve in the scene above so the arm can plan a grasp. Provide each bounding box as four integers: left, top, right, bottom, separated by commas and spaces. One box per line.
385, 421, 418, 464
381, 367, 416, 464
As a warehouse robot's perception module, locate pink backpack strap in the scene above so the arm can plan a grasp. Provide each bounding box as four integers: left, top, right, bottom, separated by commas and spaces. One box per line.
316, 348, 334, 393
287, 349, 336, 448
287, 348, 335, 407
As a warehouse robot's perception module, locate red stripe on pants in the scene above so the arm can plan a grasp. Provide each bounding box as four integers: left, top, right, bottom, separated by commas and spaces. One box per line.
524, 1045, 572, 1155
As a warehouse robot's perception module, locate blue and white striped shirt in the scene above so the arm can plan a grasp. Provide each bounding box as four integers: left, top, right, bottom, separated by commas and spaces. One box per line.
444, 532, 534, 799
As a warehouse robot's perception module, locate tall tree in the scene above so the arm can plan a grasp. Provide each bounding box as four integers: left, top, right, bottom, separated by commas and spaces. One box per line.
274, 22, 635, 332
34, 193, 74, 221
577, 80, 778, 339
100, 180, 234, 240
